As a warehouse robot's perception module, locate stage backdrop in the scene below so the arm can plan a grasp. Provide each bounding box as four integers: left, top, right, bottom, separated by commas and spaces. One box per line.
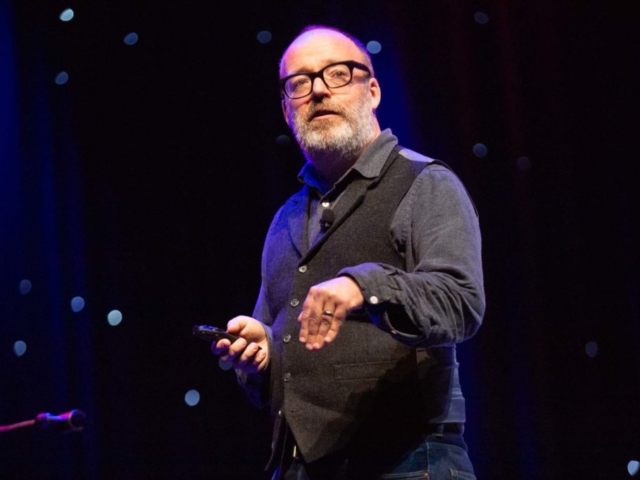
2, 1, 639, 479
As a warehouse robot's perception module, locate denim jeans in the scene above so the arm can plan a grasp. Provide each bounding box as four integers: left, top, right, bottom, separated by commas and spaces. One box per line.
273, 432, 476, 480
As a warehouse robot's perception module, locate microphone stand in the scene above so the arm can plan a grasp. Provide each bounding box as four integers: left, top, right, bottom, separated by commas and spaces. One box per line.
0, 418, 36, 433
0, 410, 86, 434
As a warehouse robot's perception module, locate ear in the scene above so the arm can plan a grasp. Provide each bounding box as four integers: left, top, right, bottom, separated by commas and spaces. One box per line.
368, 77, 381, 110
281, 98, 292, 127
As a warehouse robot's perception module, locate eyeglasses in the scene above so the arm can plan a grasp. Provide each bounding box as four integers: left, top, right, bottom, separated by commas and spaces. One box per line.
279, 60, 371, 99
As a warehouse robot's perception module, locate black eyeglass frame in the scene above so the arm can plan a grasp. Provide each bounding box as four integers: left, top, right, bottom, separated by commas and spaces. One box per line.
279, 60, 372, 99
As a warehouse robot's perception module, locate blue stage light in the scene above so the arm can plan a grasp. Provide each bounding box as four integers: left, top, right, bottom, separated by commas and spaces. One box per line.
473, 143, 488, 158
13, 341, 27, 357
107, 310, 123, 326
257, 30, 272, 44
474, 11, 489, 25
275, 134, 290, 146
55, 71, 69, 85
185, 389, 200, 406
366, 40, 382, 55
19, 279, 32, 295
124, 32, 138, 46
70, 296, 85, 312
59, 8, 74, 22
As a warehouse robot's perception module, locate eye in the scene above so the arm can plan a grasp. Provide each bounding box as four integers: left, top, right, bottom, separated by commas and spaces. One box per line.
288, 75, 310, 91
325, 65, 349, 80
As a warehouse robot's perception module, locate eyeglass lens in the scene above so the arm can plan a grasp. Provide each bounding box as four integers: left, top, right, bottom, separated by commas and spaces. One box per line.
284, 63, 353, 99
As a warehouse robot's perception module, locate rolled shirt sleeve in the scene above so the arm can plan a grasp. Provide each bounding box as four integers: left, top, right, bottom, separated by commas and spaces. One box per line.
339, 163, 485, 348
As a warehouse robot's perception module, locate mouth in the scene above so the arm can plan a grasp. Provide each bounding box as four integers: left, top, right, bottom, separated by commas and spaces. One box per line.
309, 109, 340, 121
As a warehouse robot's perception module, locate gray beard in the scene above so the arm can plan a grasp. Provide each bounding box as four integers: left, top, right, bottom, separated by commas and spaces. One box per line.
288, 93, 376, 165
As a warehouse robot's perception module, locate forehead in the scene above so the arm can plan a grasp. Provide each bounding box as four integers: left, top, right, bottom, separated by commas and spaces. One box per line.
280, 29, 364, 76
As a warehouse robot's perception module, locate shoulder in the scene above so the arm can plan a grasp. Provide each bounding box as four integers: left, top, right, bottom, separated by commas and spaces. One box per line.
395, 146, 460, 185
395, 146, 463, 191
277, 186, 308, 215
266, 186, 309, 233
394, 148, 478, 216
395, 146, 438, 165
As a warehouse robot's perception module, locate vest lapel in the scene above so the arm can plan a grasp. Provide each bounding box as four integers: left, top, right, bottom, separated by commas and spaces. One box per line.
286, 187, 310, 258
301, 150, 401, 263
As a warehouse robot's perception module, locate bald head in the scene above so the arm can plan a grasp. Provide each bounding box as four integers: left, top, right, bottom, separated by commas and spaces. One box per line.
279, 26, 374, 79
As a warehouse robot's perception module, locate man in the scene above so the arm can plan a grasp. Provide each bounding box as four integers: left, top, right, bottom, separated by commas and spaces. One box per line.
212, 25, 485, 479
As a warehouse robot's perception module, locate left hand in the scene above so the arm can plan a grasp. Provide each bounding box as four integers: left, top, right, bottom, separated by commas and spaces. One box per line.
211, 316, 269, 374
298, 276, 364, 350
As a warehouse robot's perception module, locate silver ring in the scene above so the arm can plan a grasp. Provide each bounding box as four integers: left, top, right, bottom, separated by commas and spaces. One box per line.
322, 310, 334, 317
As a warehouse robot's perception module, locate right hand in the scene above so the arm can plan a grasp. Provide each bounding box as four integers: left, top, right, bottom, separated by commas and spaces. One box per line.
210, 315, 269, 374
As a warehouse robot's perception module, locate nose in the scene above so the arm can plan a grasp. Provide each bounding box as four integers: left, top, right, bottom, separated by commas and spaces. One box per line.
311, 76, 331, 96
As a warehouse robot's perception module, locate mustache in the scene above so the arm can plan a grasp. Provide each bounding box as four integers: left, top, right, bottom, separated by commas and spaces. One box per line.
305, 101, 345, 121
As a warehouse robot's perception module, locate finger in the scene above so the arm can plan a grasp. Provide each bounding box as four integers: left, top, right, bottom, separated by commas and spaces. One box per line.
301, 311, 332, 350
211, 338, 231, 355
226, 316, 245, 336
227, 337, 249, 357
309, 304, 335, 349
323, 306, 346, 344
234, 343, 268, 374
298, 288, 321, 342
302, 310, 326, 349
298, 313, 309, 343
235, 343, 260, 367
220, 341, 256, 372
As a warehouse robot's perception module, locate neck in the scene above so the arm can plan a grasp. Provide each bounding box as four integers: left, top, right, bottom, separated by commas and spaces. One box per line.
304, 129, 380, 184
306, 150, 359, 185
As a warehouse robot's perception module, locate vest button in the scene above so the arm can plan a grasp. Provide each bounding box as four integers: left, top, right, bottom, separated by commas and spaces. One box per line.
283, 373, 292, 382
283, 334, 292, 343
298, 265, 307, 273
369, 295, 379, 304
290, 298, 300, 307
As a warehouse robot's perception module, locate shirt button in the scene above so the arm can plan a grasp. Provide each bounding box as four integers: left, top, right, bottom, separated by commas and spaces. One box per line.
283, 334, 292, 343
369, 295, 379, 304
278, 409, 283, 417
298, 265, 307, 273
321, 201, 331, 208
290, 298, 299, 307
283, 373, 292, 382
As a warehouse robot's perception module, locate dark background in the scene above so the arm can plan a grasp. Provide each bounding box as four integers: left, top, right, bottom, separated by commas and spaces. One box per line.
1, 1, 639, 479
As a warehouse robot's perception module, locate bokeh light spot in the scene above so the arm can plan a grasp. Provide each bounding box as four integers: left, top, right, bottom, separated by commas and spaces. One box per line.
59, 8, 74, 22
257, 30, 272, 44
475, 11, 489, 24
517, 156, 532, 171
107, 310, 123, 326
124, 32, 139, 45
585, 341, 598, 358
628, 460, 639, 476
13, 341, 27, 357
19, 279, 32, 295
70, 296, 85, 312
185, 389, 200, 406
55, 71, 69, 85
218, 358, 233, 371
473, 143, 488, 158
366, 41, 382, 55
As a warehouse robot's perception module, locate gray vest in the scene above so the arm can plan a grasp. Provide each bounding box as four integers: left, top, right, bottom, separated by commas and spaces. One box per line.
263, 147, 465, 465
